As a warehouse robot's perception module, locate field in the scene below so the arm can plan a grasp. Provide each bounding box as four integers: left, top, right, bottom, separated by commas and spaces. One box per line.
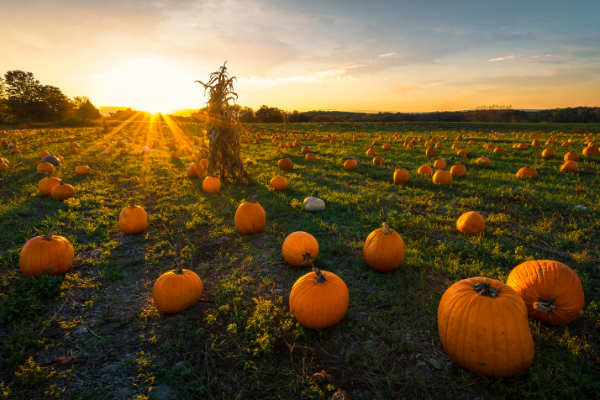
1, 118, 599, 400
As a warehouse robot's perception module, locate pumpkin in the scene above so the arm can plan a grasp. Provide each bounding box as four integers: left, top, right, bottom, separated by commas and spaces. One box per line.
302, 146, 311, 154
564, 152, 579, 162
343, 159, 358, 170
363, 222, 404, 272
507, 260, 584, 326
278, 158, 293, 170
68, 147, 78, 154
118, 200, 149, 234
476, 156, 491, 165
186, 162, 204, 178
542, 148, 555, 158
170, 151, 179, 158
457, 211, 485, 235
417, 165, 433, 175
289, 264, 349, 329
234, 195, 266, 234
426, 147, 437, 157
493, 147, 505, 154
270, 176, 288, 191
516, 166, 537, 178
582, 145, 600, 156
450, 164, 467, 177
42, 155, 61, 166
37, 162, 55, 174
372, 156, 384, 165
305, 152, 316, 162
303, 197, 325, 212
51, 182, 75, 201
282, 231, 319, 267
457, 149, 468, 157
560, 161, 578, 173
532, 139, 540, 146
19, 232, 74, 277
202, 176, 221, 193
438, 277, 534, 377
382, 143, 391, 150
75, 165, 90, 176
435, 142, 444, 148
393, 168, 409, 184
433, 159, 446, 170
366, 147, 377, 156
0, 160, 8, 172
39, 150, 49, 158
433, 170, 452, 184
153, 262, 203, 314
39, 176, 61, 196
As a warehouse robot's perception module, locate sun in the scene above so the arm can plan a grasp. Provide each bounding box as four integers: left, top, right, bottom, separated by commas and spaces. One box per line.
105, 58, 197, 114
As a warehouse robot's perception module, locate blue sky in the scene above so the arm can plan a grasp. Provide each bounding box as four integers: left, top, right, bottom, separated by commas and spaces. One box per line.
1, 0, 599, 113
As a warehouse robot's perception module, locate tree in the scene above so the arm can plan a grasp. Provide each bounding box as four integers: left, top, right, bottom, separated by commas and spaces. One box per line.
72, 96, 101, 119
0, 76, 5, 98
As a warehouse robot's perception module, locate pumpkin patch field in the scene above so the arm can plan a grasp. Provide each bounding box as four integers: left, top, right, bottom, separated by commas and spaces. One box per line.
1, 119, 600, 399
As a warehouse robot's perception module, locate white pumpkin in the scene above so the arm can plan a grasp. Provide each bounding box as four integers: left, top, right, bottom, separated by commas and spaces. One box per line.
142, 146, 150, 153
303, 197, 325, 212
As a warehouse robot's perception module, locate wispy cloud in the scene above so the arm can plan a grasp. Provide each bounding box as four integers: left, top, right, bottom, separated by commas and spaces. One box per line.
379, 52, 398, 58
488, 56, 516, 62
238, 68, 357, 86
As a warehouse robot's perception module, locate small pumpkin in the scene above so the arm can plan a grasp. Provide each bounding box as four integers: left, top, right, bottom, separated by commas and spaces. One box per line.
75, 165, 90, 176
270, 176, 288, 191
305, 152, 316, 162
363, 222, 404, 272
303, 197, 325, 212
39, 150, 50, 159
153, 261, 203, 314
433, 159, 446, 170
234, 195, 266, 234
278, 157, 293, 170
289, 263, 349, 330
426, 147, 437, 157
51, 182, 75, 201
37, 162, 55, 174
39, 175, 61, 196
366, 147, 377, 156
457, 149, 468, 157
417, 165, 433, 175
476, 156, 491, 165
343, 159, 358, 170
457, 211, 485, 235
282, 231, 319, 267
19, 232, 74, 277
560, 160, 578, 173
202, 176, 221, 193
187, 162, 204, 178
393, 168, 409, 184
372, 156, 384, 165
432, 170, 452, 184
542, 148, 555, 158
302, 146, 311, 154
450, 164, 467, 177
516, 166, 537, 178
438, 277, 534, 377
118, 200, 149, 234
507, 260, 584, 326
582, 145, 600, 156
564, 152, 579, 162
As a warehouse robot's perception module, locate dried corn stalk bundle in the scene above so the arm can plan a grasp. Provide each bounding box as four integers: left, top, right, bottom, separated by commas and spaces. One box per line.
196, 62, 248, 182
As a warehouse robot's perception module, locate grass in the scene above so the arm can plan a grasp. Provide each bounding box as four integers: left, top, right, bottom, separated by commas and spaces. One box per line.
0, 119, 599, 399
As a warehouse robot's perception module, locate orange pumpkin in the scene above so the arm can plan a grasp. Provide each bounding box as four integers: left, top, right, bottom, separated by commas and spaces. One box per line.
75, 165, 90, 176
363, 222, 404, 272
366, 147, 377, 156
282, 231, 319, 267
476, 156, 491, 165
457, 212, 485, 235
305, 153, 316, 162
372, 156, 384, 165
51, 182, 75, 201
426, 147, 437, 157
433, 159, 446, 170
186, 162, 204, 178
289, 265, 349, 330
19, 232, 74, 277
582, 145, 600, 156
202, 176, 220, 193
433, 170, 452, 184
417, 165, 433, 175
542, 148, 555, 158
270, 176, 288, 191
278, 158, 293, 170
343, 159, 358, 170
37, 162, 55, 174
560, 160, 578, 172
39, 176, 61, 196
153, 262, 203, 314
393, 168, 409, 184
438, 277, 534, 377
564, 152, 579, 162
450, 164, 467, 177
234, 195, 266, 234
118, 201, 149, 234
507, 260, 584, 326
516, 166, 537, 178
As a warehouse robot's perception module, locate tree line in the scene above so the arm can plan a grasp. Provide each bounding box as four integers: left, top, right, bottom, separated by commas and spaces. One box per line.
219, 104, 600, 124
0, 71, 101, 124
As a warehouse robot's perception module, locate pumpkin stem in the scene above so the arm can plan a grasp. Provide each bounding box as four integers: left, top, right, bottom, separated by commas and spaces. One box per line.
534, 298, 558, 315
249, 195, 258, 203
42, 231, 57, 241
473, 282, 502, 298
382, 222, 391, 234
308, 257, 327, 284
129, 199, 136, 208
175, 261, 187, 274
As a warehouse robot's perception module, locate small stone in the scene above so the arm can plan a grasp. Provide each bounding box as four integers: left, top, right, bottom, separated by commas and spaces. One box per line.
90, 250, 102, 257
117, 387, 131, 400
174, 361, 184, 369
428, 358, 442, 370
102, 363, 120, 374
416, 361, 427, 368
148, 384, 176, 400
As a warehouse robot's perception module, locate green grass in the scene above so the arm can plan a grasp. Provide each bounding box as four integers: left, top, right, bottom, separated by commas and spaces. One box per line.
0, 120, 599, 399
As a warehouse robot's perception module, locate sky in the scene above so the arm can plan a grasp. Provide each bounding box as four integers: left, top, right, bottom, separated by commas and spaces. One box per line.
1, 0, 599, 114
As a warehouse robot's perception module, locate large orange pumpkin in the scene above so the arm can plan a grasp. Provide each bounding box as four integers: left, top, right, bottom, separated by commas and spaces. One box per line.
343, 159, 358, 170
289, 265, 349, 330
363, 222, 404, 272
560, 160, 578, 172
37, 162, 55, 174
187, 162, 204, 178
433, 159, 446, 170
417, 165, 433, 175
393, 168, 409, 184
234, 195, 266, 234
517, 166, 537, 178
39, 176, 61, 196
282, 231, 319, 267
278, 158, 293, 170
51, 182, 75, 201
270, 176, 288, 191
450, 164, 467, 177
118, 201, 149, 234
438, 277, 534, 377
507, 260, 584, 325
153, 262, 203, 314
457, 211, 485, 235
19, 232, 75, 277
202, 176, 220, 193
433, 170, 452, 184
